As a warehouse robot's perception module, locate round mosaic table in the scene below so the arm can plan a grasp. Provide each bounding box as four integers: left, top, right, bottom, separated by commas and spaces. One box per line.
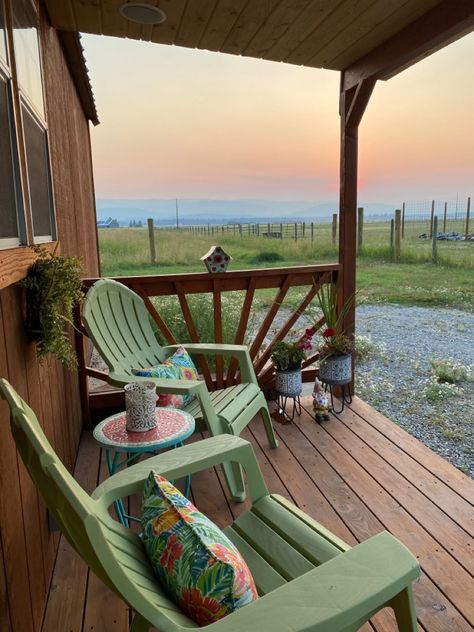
93, 407, 195, 526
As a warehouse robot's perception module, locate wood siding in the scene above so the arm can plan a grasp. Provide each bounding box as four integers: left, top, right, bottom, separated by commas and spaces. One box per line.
0, 8, 99, 631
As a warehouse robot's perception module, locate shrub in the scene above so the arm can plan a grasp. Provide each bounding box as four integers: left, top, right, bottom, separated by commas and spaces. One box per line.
249, 251, 284, 264
422, 377, 461, 403
429, 359, 470, 384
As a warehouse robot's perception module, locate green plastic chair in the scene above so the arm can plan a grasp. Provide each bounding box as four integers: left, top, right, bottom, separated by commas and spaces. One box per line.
82, 278, 278, 501
1, 379, 420, 632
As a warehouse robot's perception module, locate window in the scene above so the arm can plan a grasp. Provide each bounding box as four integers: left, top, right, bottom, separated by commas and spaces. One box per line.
0, 1, 6, 63
0, 0, 56, 255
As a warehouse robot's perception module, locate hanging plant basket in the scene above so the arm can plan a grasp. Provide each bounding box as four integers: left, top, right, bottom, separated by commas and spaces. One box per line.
319, 353, 352, 385
20, 246, 84, 369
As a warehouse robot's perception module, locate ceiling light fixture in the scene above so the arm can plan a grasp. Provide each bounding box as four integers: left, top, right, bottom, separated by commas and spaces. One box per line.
119, 3, 167, 25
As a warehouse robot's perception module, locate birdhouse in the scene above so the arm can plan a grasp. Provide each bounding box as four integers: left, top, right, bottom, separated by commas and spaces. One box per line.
200, 246, 232, 273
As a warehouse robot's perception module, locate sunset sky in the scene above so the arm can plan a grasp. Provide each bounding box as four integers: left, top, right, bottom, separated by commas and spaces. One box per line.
82, 30, 474, 205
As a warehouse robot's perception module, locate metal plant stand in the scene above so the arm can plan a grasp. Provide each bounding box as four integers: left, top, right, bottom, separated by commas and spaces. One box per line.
276, 393, 302, 422
324, 382, 352, 414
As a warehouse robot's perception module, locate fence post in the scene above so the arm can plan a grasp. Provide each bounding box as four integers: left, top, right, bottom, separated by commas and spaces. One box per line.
311, 222, 314, 242
332, 214, 337, 245
302, 222, 306, 238
443, 202, 447, 233
239, 224, 242, 237
432, 216, 438, 263
429, 199, 435, 237
401, 202, 405, 239
394, 209, 401, 262
390, 218, 394, 255
147, 218, 156, 265
257, 224, 260, 237
294, 223, 297, 241
357, 207, 364, 250
465, 196, 471, 240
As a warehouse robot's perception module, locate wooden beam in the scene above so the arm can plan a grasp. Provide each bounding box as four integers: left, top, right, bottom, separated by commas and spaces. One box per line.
339, 76, 375, 341
343, 0, 474, 91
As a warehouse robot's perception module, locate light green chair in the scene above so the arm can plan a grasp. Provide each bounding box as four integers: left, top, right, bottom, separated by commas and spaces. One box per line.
1, 379, 420, 632
82, 278, 278, 501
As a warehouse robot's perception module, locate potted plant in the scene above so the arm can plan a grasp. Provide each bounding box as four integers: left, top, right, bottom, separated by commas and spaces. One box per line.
20, 246, 84, 368
271, 331, 313, 397
316, 282, 354, 385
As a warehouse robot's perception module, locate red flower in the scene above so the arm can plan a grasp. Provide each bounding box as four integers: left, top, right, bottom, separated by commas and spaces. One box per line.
305, 326, 316, 337
159, 534, 183, 573
323, 327, 336, 338
180, 587, 227, 625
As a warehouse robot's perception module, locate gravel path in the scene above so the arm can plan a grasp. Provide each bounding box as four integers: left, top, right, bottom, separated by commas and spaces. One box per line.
355, 305, 474, 477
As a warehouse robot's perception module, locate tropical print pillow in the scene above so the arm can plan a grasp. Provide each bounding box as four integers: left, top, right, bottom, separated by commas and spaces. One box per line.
141, 472, 258, 626
132, 345, 198, 408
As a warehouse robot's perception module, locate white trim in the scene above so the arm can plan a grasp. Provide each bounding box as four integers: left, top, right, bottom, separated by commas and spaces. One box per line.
33, 235, 53, 244
0, 237, 21, 249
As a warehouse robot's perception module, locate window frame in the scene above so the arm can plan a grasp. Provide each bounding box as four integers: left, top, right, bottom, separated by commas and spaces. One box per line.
0, 0, 58, 287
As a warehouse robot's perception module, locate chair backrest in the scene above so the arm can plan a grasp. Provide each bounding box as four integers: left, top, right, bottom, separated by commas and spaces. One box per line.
0, 379, 190, 631
82, 278, 166, 377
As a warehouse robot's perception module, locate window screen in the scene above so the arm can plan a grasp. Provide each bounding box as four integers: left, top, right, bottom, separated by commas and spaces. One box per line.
12, 0, 44, 117
0, 75, 20, 242
22, 102, 54, 239
0, 2, 7, 63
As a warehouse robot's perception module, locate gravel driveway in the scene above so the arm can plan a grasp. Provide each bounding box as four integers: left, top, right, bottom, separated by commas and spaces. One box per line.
355, 304, 474, 477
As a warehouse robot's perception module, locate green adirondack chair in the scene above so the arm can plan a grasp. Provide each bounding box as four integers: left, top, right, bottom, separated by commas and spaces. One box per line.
1, 378, 420, 632
82, 278, 278, 501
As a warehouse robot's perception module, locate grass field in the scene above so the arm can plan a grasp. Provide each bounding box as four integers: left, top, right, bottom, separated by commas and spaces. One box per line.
98, 226, 474, 312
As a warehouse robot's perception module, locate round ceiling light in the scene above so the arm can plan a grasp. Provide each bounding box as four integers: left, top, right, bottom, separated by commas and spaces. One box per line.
119, 3, 167, 25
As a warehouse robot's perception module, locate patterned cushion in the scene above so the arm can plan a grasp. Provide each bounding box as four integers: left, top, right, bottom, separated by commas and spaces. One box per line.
132, 345, 198, 408
141, 472, 258, 626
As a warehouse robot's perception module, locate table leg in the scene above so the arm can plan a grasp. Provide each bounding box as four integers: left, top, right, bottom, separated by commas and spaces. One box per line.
106, 449, 128, 527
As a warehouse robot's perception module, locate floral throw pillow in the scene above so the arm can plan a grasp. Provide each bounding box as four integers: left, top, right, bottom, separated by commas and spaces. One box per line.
141, 472, 258, 626
132, 345, 198, 408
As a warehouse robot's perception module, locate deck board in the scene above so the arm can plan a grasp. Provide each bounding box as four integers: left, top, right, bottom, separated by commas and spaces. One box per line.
41, 396, 474, 632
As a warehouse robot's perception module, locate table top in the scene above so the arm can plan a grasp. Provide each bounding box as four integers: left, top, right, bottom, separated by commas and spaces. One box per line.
93, 407, 195, 452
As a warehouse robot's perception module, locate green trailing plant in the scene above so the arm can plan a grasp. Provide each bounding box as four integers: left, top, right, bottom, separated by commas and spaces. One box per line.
20, 246, 84, 368
315, 281, 355, 358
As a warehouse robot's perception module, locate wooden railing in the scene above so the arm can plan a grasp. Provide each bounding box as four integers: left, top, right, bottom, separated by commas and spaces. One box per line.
74, 264, 341, 422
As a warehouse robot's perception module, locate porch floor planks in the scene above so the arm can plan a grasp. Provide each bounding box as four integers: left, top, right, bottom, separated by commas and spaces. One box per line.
41, 397, 474, 632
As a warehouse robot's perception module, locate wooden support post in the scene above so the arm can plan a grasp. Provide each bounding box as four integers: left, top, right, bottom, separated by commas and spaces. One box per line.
465, 196, 471, 240
147, 218, 156, 265
429, 199, 435, 237
432, 215, 438, 263
394, 209, 401, 262
402, 202, 405, 239
443, 201, 448, 233
390, 218, 394, 255
311, 222, 314, 242
357, 207, 364, 250
332, 213, 337, 245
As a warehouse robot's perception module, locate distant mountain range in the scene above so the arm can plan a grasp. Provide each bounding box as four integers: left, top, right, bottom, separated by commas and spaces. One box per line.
96, 198, 399, 226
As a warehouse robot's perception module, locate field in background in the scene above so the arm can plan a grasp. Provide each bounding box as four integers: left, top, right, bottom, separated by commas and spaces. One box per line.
98, 224, 474, 312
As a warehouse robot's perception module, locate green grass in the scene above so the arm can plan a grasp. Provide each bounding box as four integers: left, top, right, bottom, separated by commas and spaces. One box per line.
98, 227, 474, 312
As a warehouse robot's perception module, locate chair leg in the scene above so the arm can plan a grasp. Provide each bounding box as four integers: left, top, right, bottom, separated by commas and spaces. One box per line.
130, 613, 150, 632
390, 586, 419, 631
261, 405, 279, 448
222, 460, 246, 502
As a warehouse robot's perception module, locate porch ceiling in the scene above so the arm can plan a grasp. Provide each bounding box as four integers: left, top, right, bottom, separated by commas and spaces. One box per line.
44, 0, 472, 75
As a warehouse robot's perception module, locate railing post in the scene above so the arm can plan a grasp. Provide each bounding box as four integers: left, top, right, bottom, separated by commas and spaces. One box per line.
432, 215, 438, 263
429, 199, 435, 237
73, 304, 91, 428
147, 218, 156, 265
332, 213, 337, 246
357, 207, 364, 251
394, 209, 401, 262
465, 196, 471, 240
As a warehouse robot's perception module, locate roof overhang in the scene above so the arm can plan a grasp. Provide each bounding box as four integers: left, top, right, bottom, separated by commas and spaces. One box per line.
44, 0, 474, 82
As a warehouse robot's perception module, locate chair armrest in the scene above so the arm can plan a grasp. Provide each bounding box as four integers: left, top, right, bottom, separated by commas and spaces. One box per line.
108, 372, 204, 395
210, 531, 420, 632
91, 435, 269, 509
164, 343, 257, 384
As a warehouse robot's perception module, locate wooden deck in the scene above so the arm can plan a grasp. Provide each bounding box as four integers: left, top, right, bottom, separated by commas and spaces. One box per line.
41, 396, 474, 632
